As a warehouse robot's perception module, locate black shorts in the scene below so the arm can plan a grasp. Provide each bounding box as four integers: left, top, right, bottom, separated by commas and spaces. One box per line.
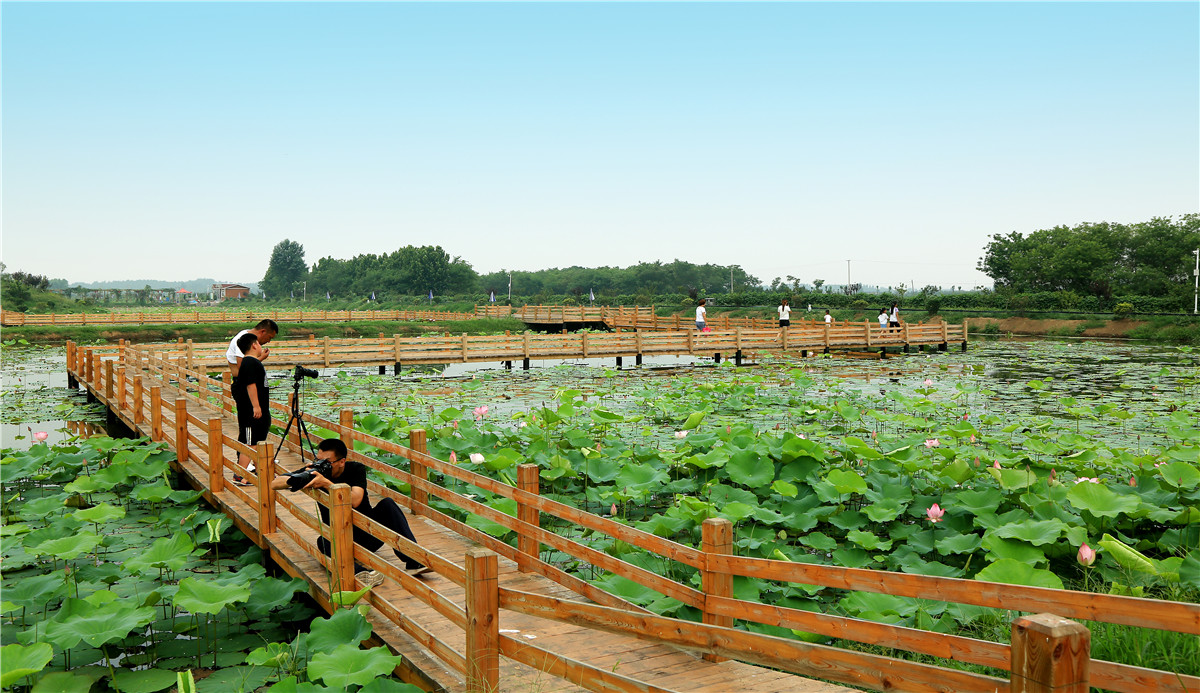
236, 416, 271, 445
889, 320, 900, 327
779, 320, 790, 327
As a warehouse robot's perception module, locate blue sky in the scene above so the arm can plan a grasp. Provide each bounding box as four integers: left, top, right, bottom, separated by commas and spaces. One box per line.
3, 2, 1197, 290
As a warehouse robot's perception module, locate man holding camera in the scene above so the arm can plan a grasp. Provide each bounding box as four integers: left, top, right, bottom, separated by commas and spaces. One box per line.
270, 438, 429, 587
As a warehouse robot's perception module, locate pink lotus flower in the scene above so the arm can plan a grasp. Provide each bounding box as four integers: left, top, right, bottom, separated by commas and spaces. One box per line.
924, 438, 940, 448
962, 413, 969, 421
969, 434, 976, 444
469, 453, 485, 464
923, 379, 933, 387
449, 451, 457, 463
993, 461, 1001, 469
926, 504, 945, 523
674, 431, 688, 439
1049, 468, 1056, 481
798, 433, 806, 439
1077, 543, 1096, 566
1074, 477, 1100, 484
473, 405, 489, 421
452, 420, 459, 429
33, 431, 48, 442
974, 458, 981, 467
1129, 475, 1137, 487
611, 503, 618, 516
726, 426, 731, 434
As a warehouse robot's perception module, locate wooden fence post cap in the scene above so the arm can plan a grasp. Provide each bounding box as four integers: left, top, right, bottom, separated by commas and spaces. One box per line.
702, 517, 733, 529
466, 547, 497, 560
1013, 613, 1089, 638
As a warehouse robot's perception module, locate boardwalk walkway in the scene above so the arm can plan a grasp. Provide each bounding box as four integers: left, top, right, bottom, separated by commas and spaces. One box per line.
67, 342, 1198, 693
72, 343, 852, 693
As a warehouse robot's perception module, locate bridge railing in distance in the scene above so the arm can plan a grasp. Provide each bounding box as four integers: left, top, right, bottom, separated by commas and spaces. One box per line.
74, 344, 1193, 693
2, 307, 486, 326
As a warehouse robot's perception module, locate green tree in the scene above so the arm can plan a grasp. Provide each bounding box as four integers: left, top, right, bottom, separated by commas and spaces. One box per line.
260, 240, 307, 299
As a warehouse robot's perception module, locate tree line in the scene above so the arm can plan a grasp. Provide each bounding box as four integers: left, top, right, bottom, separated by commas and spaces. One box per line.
977, 214, 1199, 299
260, 240, 763, 300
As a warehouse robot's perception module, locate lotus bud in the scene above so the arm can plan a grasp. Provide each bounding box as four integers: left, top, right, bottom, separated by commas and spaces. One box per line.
469, 453, 484, 464
1077, 543, 1096, 567
33, 431, 48, 442
449, 451, 457, 463
611, 503, 618, 516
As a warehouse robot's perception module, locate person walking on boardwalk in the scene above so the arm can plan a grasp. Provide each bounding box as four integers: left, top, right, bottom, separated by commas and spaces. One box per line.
695, 299, 707, 330
878, 308, 890, 329
226, 319, 279, 379
231, 333, 270, 486
777, 299, 791, 328
824, 309, 833, 325
271, 438, 430, 586
889, 302, 901, 330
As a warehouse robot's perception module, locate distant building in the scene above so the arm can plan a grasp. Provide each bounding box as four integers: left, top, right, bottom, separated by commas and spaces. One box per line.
212, 283, 250, 301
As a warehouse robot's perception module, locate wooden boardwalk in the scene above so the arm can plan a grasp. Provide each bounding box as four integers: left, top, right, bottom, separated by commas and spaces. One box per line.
67, 342, 1199, 693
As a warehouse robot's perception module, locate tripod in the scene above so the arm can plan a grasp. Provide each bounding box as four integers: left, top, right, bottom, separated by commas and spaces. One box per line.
274, 370, 320, 471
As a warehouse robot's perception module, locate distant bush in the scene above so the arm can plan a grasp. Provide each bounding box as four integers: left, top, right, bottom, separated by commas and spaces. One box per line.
1113, 302, 1135, 319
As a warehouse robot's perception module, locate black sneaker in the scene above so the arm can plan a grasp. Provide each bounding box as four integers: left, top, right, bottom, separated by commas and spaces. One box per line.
232, 475, 252, 487
405, 564, 432, 577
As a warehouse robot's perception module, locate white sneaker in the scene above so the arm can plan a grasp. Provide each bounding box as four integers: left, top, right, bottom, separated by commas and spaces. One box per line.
356, 570, 385, 587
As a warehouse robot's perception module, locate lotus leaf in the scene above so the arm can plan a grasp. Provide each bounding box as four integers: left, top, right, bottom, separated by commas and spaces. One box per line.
247, 576, 311, 614
30, 669, 104, 693
193, 665, 273, 693
42, 597, 155, 649
981, 535, 1047, 565
770, 480, 798, 497
716, 502, 757, 523
681, 411, 706, 430
125, 531, 197, 574
726, 447, 774, 487
825, 468, 867, 495
974, 559, 1063, 589
864, 498, 905, 522
72, 502, 125, 524
174, 577, 251, 615
1066, 483, 1141, 518
464, 497, 517, 537
831, 547, 871, 568
131, 482, 174, 503
989, 520, 1068, 546
111, 668, 179, 693
1097, 534, 1157, 575
615, 463, 669, 489
30, 530, 102, 560
936, 532, 983, 555
799, 532, 837, 552
1158, 461, 1200, 489
986, 467, 1037, 490
0, 642, 53, 688
847, 530, 892, 551
359, 679, 425, 693
307, 602, 374, 652
1179, 551, 1200, 591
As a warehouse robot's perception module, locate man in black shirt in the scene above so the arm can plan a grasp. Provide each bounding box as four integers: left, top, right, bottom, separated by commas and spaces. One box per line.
270, 438, 428, 586
231, 332, 270, 485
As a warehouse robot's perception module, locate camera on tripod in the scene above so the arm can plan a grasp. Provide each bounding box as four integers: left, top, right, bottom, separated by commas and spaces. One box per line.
294, 365, 319, 380
284, 458, 334, 491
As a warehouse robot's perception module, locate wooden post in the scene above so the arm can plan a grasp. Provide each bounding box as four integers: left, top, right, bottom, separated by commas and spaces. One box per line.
116, 366, 127, 411
328, 484, 356, 592
323, 336, 331, 367
133, 375, 144, 424
865, 320, 872, 347
1010, 613, 1089, 692
150, 386, 163, 441
339, 408, 355, 452
221, 372, 233, 412
186, 339, 195, 370
208, 417, 225, 494
824, 322, 831, 352
104, 360, 115, 401
516, 463, 540, 570
465, 548, 500, 693
257, 443, 277, 534
175, 398, 189, 463
409, 429, 429, 513
701, 517, 734, 662
581, 331, 589, 359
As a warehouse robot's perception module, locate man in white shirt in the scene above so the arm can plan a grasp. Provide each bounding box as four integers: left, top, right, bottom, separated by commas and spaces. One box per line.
226, 319, 279, 379
777, 299, 791, 327
824, 310, 833, 324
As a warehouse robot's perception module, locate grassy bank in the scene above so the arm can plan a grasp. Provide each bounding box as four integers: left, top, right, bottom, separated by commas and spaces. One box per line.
0, 317, 529, 345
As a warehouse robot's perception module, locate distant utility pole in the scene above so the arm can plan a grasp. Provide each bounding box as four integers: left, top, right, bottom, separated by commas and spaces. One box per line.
302, 281, 306, 302
730, 267, 734, 293
846, 260, 851, 288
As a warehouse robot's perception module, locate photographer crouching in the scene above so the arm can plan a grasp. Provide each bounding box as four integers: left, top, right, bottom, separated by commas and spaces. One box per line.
270, 438, 430, 587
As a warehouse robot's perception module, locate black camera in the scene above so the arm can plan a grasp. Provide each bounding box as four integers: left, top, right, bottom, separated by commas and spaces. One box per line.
285, 459, 334, 491
294, 365, 320, 380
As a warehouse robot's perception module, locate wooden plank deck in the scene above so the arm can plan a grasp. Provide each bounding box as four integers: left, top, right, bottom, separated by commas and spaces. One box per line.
75, 351, 854, 693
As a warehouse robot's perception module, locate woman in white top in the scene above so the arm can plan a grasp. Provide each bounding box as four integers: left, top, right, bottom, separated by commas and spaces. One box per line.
824, 310, 833, 324
889, 302, 900, 329
695, 299, 707, 330
778, 299, 791, 327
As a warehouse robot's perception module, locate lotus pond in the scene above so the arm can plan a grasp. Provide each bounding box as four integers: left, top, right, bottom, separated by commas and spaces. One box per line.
2, 338, 1199, 688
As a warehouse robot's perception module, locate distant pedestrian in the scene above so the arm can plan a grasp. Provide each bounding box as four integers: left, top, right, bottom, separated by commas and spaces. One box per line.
824, 310, 833, 325
695, 299, 707, 330
778, 299, 791, 328
890, 302, 901, 329
878, 308, 889, 329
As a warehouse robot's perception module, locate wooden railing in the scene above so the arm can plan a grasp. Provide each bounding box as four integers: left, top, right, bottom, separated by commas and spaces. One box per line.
70, 342, 1197, 693
107, 325, 966, 374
